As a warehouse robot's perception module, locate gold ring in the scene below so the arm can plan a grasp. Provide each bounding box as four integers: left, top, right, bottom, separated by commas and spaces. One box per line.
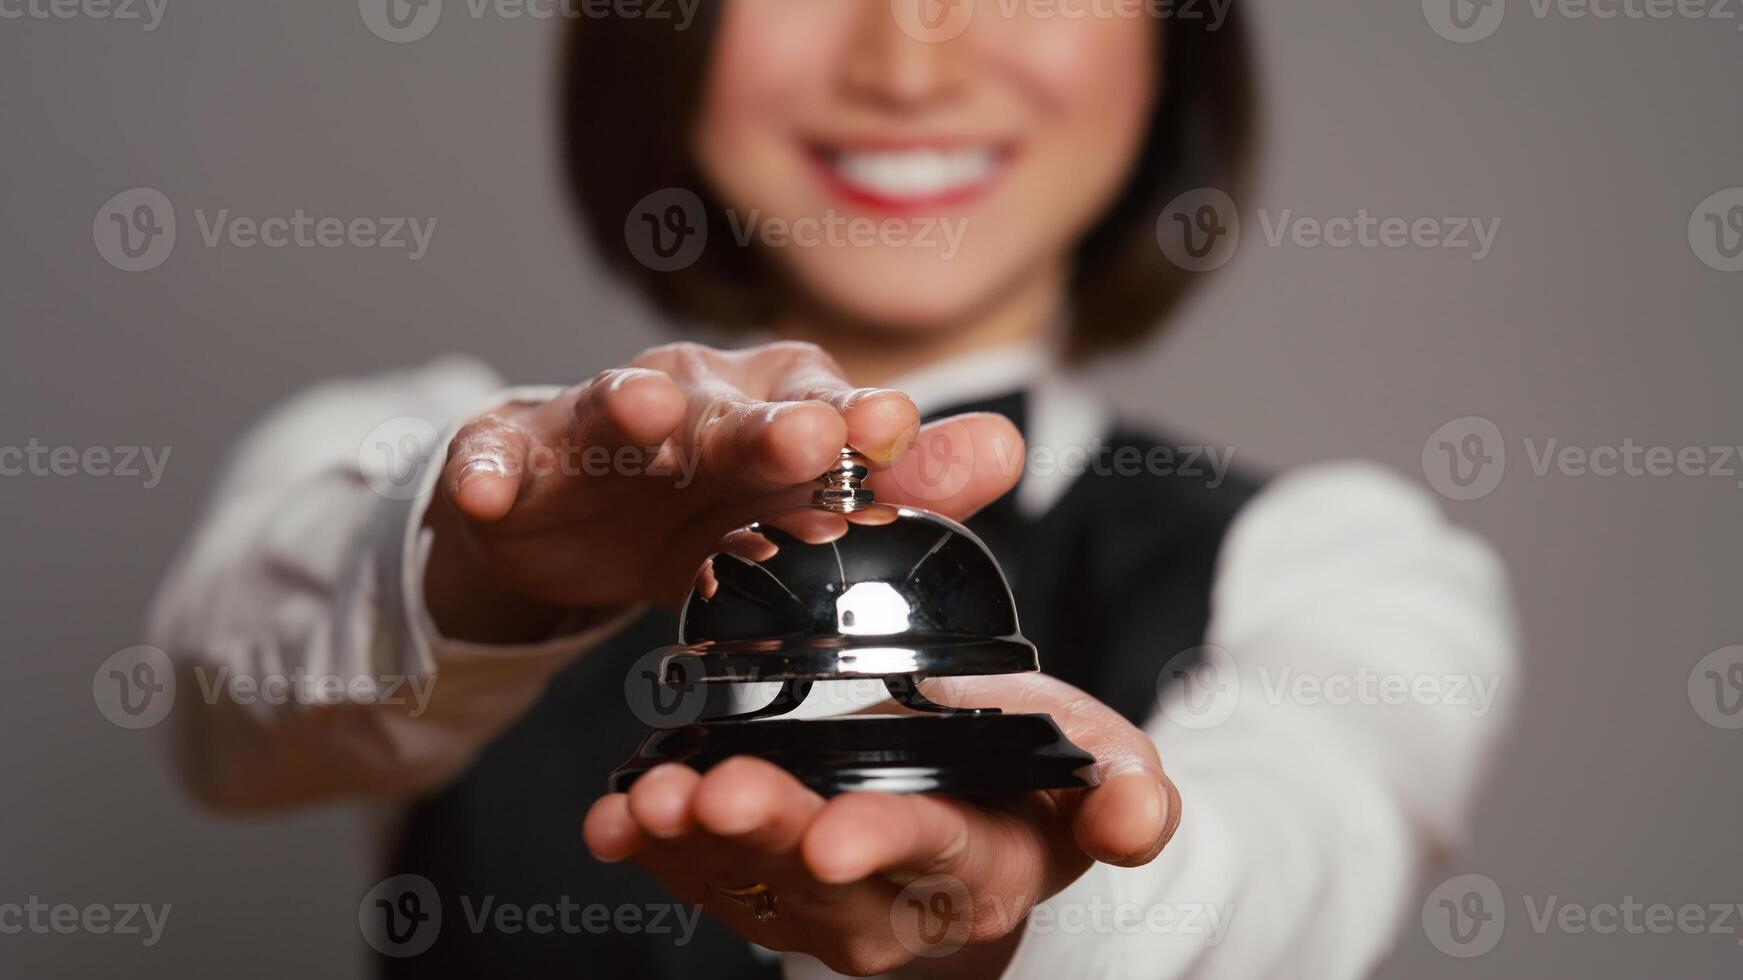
711, 882, 779, 923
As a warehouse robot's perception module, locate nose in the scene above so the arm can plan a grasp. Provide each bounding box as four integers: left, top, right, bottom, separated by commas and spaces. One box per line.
841, 0, 971, 110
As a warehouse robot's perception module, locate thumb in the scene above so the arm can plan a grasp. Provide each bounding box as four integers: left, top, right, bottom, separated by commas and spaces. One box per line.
866, 413, 1024, 524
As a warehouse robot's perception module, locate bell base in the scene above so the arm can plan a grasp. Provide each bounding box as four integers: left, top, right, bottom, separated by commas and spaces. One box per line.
608, 713, 1096, 797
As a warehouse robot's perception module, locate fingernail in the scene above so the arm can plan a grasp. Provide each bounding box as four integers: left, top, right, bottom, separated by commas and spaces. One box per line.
456, 459, 506, 494
885, 419, 921, 462
1159, 777, 1183, 846
848, 387, 903, 406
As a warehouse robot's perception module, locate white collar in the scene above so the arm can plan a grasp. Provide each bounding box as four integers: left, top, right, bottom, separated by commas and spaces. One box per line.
885, 341, 1110, 519
885, 342, 1054, 417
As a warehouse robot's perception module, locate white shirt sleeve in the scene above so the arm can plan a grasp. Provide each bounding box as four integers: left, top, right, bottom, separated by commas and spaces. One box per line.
787, 461, 1519, 980
146, 355, 635, 811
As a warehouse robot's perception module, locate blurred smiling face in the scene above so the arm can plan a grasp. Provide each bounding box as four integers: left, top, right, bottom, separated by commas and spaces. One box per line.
691, 1, 1160, 332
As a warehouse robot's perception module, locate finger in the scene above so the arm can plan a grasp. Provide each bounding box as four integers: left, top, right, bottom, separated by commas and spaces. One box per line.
505, 368, 686, 514
801, 792, 973, 886
866, 413, 1024, 522
690, 757, 826, 856
573, 367, 687, 451
924, 673, 1176, 868
695, 391, 849, 496
637, 344, 847, 495
759, 344, 920, 466
798, 386, 919, 470
582, 793, 646, 863
625, 763, 703, 840
441, 414, 534, 523
1072, 767, 1180, 867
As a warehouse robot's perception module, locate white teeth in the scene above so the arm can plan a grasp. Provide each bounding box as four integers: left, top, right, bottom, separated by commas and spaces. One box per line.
832, 147, 997, 199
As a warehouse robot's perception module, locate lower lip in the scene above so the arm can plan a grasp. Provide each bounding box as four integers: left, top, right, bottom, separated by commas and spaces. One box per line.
807, 147, 1014, 215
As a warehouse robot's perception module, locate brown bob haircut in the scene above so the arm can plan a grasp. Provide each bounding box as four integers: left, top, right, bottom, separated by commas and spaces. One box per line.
563, 7, 1256, 362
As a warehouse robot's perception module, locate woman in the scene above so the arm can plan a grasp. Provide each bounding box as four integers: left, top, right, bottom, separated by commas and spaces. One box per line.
150, 3, 1516, 977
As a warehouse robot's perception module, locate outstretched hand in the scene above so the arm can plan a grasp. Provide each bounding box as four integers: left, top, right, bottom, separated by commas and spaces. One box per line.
583, 673, 1180, 978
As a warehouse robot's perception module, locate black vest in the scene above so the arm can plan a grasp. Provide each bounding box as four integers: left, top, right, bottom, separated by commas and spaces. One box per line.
383, 392, 1260, 978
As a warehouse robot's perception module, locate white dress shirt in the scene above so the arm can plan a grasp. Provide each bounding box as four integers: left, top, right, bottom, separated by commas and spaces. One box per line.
146, 346, 1517, 979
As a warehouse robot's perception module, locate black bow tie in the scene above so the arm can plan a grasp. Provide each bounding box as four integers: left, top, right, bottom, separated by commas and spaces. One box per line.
921, 390, 1030, 581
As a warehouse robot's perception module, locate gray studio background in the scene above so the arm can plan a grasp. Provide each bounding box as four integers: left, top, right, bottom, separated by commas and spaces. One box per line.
2, 0, 1739, 976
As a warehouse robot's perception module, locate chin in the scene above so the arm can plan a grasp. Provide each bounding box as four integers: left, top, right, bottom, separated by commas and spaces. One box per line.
780, 250, 1014, 333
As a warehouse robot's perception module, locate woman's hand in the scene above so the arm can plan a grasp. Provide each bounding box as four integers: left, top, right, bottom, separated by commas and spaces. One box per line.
582, 674, 1181, 979
421, 341, 1023, 643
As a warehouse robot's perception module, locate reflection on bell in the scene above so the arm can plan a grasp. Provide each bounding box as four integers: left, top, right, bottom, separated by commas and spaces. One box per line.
608, 449, 1096, 796
836, 581, 911, 635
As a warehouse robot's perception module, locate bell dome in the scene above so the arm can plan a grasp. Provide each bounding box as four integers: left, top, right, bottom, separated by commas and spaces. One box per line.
608, 450, 1094, 796
670, 453, 1039, 685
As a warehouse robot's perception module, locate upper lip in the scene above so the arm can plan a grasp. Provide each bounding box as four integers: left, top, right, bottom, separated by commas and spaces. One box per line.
807, 136, 1017, 156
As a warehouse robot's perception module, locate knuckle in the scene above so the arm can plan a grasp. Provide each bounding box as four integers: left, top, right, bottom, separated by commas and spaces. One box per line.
639, 340, 714, 366
760, 339, 823, 358
586, 367, 626, 392
448, 417, 503, 453
582, 368, 634, 406
691, 394, 739, 434
762, 340, 842, 373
